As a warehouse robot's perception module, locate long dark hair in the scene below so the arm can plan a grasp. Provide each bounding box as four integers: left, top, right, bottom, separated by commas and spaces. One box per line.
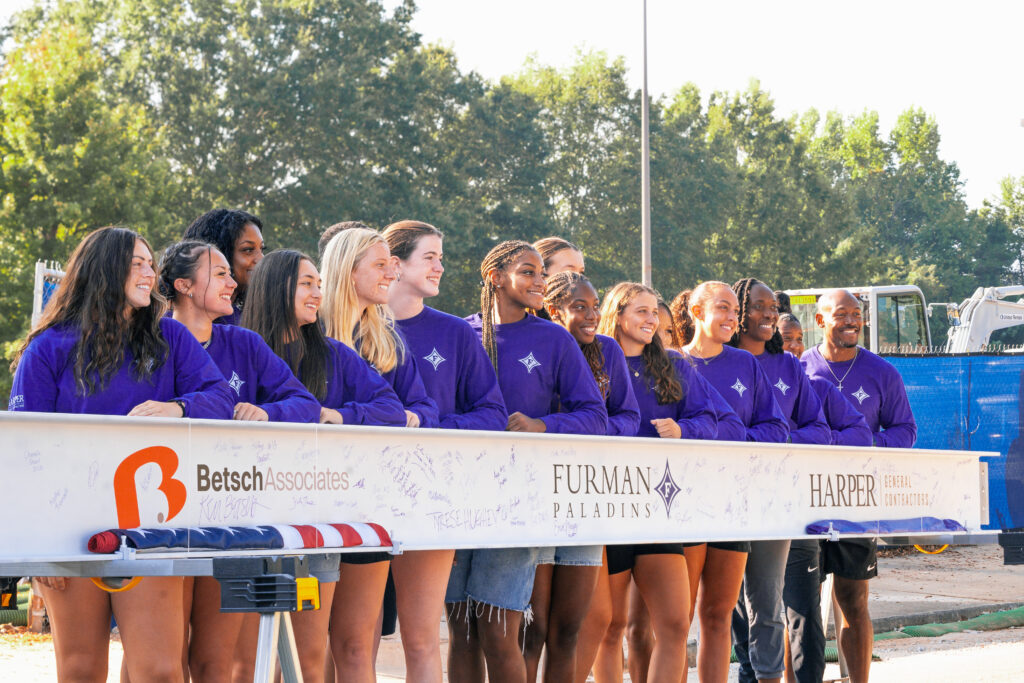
183, 208, 262, 302
242, 250, 329, 401
11, 226, 168, 394
729, 277, 783, 354
544, 271, 609, 397
479, 240, 538, 374
157, 240, 218, 306
670, 289, 694, 345
598, 282, 683, 405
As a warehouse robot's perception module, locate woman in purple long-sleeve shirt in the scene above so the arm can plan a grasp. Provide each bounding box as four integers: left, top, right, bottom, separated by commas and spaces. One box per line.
533, 272, 641, 683
240, 249, 405, 683
383, 220, 509, 682
679, 280, 789, 683
9, 227, 234, 682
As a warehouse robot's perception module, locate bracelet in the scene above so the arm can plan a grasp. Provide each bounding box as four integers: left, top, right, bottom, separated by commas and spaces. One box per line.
174, 400, 186, 418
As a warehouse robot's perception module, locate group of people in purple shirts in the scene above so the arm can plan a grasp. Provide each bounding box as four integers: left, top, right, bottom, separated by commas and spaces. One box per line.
8, 212, 917, 683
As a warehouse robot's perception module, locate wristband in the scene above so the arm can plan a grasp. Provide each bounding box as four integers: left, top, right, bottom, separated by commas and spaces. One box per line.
174, 400, 186, 418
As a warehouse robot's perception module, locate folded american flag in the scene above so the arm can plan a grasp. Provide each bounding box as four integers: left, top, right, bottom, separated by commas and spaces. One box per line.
805, 517, 967, 535
88, 523, 392, 554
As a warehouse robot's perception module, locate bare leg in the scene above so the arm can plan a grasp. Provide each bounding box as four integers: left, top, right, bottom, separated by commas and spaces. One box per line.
542, 564, 600, 682
626, 577, 654, 683
391, 548, 455, 683
476, 605, 526, 683
522, 563, 553, 682
592, 570, 631, 683
188, 575, 244, 682
37, 577, 112, 682
632, 554, 690, 683
290, 580, 336, 682
446, 601, 485, 683
573, 550, 612, 683
230, 613, 260, 683
329, 561, 389, 683
113, 576, 187, 682
833, 577, 872, 683
694, 548, 747, 683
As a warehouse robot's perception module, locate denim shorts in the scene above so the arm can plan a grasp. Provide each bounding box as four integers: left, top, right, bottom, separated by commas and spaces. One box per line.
307, 552, 341, 583
444, 547, 540, 612
536, 545, 603, 567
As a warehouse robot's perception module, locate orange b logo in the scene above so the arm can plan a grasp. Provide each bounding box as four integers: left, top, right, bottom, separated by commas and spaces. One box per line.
113, 446, 187, 528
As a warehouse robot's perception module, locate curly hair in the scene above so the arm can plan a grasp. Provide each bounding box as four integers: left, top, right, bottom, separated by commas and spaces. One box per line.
544, 271, 609, 398
670, 289, 695, 345
597, 282, 682, 405
183, 208, 263, 307
729, 277, 783, 354
12, 227, 169, 394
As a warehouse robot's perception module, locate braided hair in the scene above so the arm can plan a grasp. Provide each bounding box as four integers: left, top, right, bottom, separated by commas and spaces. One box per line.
670, 289, 695, 345
730, 277, 783, 354
544, 271, 609, 398
479, 240, 538, 374
597, 282, 682, 405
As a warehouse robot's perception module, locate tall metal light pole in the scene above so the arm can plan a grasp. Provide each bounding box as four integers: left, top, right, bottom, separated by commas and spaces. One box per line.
640, 0, 653, 287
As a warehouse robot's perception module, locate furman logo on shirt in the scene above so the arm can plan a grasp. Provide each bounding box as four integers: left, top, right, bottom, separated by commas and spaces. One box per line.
423, 347, 446, 371
731, 379, 747, 396
851, 386, 870, 404
519, 352, 541, 374
774, 378, 790, 395
227, 371, 245, 395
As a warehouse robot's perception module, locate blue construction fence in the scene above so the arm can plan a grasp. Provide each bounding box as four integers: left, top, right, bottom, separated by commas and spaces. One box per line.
888, 355, 1024, 531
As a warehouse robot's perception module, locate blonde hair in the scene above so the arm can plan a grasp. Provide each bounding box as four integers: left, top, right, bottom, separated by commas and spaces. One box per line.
320, 227, 402, 373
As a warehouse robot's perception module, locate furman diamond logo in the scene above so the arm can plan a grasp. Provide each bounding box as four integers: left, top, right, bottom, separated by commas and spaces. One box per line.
423, 347, 446, 371
774, 378, 790, 395
731, 379, 747, 396
519, 352, 541, 374
852, 386, 870, 404
654, 460, 681, 518
228, 371, 245, 395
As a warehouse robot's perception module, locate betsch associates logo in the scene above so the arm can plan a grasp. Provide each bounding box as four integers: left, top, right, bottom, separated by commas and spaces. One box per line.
113, 446, 187, 528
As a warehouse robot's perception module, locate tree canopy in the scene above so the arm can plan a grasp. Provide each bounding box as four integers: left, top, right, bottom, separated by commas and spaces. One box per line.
2, 0, 1022, 396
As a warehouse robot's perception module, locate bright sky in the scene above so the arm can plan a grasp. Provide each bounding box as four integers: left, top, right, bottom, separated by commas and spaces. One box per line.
3, 0, 1021, 209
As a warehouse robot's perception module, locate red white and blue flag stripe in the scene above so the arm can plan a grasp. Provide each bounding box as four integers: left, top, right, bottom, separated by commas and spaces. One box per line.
88, 523, 392, 554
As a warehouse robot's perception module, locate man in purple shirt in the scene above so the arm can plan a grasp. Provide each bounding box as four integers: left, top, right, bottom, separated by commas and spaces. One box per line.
801, 289, 917, 683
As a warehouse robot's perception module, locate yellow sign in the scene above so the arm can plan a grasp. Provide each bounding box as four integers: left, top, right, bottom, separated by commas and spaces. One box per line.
790, 295, 817, 305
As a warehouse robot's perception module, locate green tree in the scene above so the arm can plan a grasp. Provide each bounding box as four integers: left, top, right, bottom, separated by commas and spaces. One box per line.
0, 23, 176, 396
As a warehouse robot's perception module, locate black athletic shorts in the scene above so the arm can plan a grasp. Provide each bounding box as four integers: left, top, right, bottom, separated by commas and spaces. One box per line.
706, 541, 752, 553
606, 543, 688, 574
820, 538, 877, 580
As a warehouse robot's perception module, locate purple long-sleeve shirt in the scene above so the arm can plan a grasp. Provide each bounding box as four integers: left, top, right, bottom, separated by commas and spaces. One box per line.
595, 335, 641, 436
801, 345, 917, 448
755, 350, 830, 445
690, 344, 789, 443
8, 317, 233, 418
203, 325, 319, 423
625, 353, 717, 440
354, 328, 440, 428
466, 313, 608, 434
808, 376, 872, 447
395, 306, 507, 431
319, 339, 406, 426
